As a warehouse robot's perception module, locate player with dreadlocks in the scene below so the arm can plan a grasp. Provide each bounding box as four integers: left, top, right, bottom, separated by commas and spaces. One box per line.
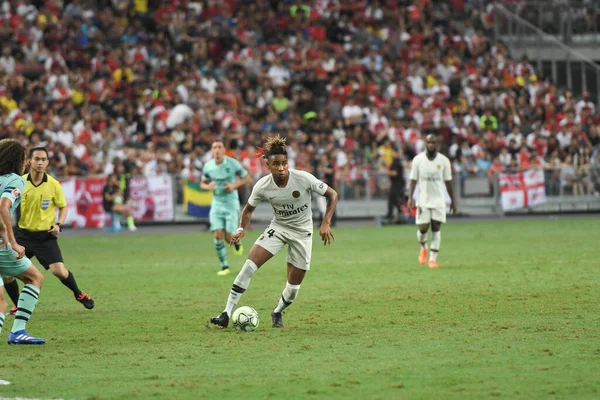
0, 139, 46, 344
209, 135, 338, 329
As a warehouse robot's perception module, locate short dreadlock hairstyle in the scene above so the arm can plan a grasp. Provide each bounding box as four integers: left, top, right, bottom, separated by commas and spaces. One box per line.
0, 139, 26, 176
262, 135, 287, 159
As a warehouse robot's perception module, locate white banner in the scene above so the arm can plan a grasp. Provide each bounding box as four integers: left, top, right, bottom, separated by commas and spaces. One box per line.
128, 175, 174, 222
500, 169, 546, 211
59, 175, 174, 227
501, 188, 525, 211
59, 178, 78, 226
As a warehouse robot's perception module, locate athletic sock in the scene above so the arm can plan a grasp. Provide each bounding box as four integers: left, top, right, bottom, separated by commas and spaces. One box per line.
11, 284, 40, 333
0, 312, 5, 336
430, 231, 441, 261
61, 271, 82, 297
214, 239, 229, 269
224, 259, 258, 316
126, 216, 135, 228
417, 230, 428, 249
273, 282, 301, 313
4, 279, 20, 306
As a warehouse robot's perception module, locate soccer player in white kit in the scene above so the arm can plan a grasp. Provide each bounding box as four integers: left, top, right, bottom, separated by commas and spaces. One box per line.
407, 134, 456, 269
209, 135, 338, 329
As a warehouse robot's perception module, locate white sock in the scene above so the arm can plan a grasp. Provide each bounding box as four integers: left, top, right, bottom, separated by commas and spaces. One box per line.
417, 230, 428, 249
224, 259, 258, 316
430, 231, 441, 261
273, 282, 301, 313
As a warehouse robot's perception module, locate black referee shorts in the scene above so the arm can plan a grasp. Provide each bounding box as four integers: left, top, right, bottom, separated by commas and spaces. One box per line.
15, 228, 64, 270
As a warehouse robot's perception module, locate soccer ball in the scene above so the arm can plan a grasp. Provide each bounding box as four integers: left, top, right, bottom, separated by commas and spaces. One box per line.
232, 306, 260, 332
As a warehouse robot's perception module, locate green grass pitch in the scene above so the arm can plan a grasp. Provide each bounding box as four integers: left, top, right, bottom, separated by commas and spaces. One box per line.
1, 217, 599, 399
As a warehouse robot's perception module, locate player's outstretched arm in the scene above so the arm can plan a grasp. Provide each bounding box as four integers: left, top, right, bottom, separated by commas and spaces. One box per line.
0, 210, 7, 248
320, 187, 338, 246
0, 198, 24, 259
48, 206, 68, 237
407, 179, 417, 210
445, 180, 457, 214
230, 204, 256, 245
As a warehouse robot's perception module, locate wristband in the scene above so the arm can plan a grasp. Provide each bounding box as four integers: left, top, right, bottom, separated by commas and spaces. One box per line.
56, 223, 63, 232
236, 227, 244, 234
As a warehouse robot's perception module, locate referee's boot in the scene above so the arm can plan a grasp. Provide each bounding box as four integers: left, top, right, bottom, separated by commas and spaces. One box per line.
76, 292, 95, 309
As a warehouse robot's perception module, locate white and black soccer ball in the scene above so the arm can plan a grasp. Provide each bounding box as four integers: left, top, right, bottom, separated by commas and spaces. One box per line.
232, 306, 260, 332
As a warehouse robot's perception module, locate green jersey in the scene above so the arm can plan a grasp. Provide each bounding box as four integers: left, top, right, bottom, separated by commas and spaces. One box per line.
0, 173, 25, 219
0, 173, 33, 279
202, 157, 247, 209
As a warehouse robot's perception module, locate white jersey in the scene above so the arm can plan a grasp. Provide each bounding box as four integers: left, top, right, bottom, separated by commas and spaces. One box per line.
247, 169, 328, 233
410, 152, 452, 208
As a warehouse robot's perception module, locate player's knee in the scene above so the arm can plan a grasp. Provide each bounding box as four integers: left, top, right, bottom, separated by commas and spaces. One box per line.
247, 247, 270, 268
22, 267, 44, 288
418, 225, 429, 234
287, 265, 306, 285
36, 272, 44, 288
214, 230, 224, 240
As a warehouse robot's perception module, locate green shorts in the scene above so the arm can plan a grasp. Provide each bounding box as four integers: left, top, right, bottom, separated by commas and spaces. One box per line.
0, 247, 32, 280
209, 206, 240, 234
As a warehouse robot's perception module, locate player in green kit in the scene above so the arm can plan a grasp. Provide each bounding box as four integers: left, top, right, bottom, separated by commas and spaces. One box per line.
0, 139, 46, 344
200, 140, 251, 276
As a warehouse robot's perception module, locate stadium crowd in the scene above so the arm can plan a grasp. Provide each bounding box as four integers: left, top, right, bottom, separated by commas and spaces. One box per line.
1, 0, 600, 201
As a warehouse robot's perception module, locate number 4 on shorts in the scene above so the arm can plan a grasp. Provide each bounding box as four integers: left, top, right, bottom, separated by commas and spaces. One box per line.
267, 229, 275, 238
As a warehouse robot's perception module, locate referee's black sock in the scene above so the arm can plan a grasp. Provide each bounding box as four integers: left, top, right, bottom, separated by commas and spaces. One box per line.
60, 271, 82, 296
4, 279, 20, 307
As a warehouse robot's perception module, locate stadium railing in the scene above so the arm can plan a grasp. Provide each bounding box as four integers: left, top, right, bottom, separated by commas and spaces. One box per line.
457, 166, 600, 215
493, 3, 600, 106
498, 0, 600, 41
55, 166, 600, 229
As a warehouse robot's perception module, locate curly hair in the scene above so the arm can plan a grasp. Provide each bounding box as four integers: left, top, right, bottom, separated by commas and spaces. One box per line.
0, 139, 26, 176
262, 135, 287, 159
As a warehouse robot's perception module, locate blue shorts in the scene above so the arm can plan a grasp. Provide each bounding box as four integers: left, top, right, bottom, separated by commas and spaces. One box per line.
209, 207, 240, 235
0, 247, 32, 280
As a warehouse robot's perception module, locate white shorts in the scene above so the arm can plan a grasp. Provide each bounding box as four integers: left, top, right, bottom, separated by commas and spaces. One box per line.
254, 224, 313, 270
415, 206, 446, 225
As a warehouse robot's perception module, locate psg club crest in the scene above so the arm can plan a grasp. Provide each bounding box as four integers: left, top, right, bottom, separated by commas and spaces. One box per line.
292, 190, 300, 198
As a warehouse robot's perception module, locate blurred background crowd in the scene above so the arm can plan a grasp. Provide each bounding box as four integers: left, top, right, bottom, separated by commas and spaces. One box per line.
1, 0, 600, 203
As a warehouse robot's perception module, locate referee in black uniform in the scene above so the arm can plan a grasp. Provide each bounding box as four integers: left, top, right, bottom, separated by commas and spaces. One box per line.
2, 147, 95, 312
385, 149, 406, 223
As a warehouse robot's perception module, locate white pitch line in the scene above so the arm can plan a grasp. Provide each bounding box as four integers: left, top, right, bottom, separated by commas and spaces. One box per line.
0, 397, 64, 400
